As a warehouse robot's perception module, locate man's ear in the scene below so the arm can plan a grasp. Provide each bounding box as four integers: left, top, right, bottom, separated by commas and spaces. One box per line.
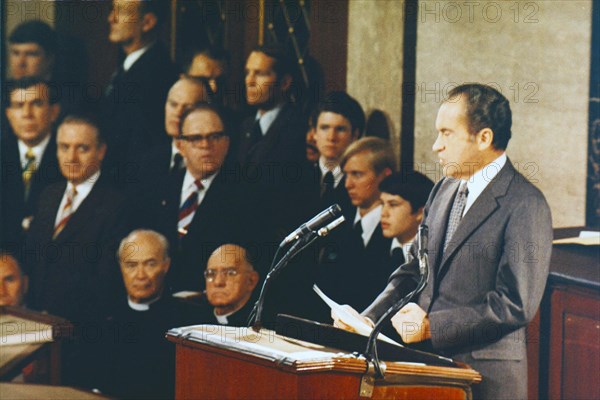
248, 271, 259, 291
415, 206, 425, 224
477, 128, 494, 150
141, 12, 158, 34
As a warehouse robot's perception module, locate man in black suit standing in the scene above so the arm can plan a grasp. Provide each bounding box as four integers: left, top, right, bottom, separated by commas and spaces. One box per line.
2, 78, 63, 249
102, 0, 178, 184
148, 104, 249, 291
316, 137, 396, 313
312, 91, 365, 213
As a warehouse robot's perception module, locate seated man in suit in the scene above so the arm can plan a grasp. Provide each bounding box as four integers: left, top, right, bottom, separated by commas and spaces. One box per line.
200, 244, 259, 326
312, 91, 365, 212
132, 77, 209, 193
102, 0, 178, 184
333, 83, 552, 400
146, 104, 250, 291
316, 137, 396, 314
2, 78, 63, 248
0, 251, 28, 307
98, 229, 196, 399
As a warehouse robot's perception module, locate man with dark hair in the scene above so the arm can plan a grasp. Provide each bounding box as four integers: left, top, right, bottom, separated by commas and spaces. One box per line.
334, 83, 552, 400
2, 78, 63, 248
145, 105, 251, 291
102, 0, 178, 185
8, 20, 57, 80
312, 91, 365, 212
183, 45, 229, 100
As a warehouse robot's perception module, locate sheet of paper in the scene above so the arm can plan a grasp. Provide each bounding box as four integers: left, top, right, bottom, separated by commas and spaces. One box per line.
553, 231, 600, 246
313, 285, 403, 347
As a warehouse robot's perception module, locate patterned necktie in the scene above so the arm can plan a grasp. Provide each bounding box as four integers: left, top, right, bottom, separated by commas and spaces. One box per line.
443, 181, 469, 252
22, 148, 37, 200
321, 171, 335, 200
178, 179, 203, 238
53, 186, 78, 239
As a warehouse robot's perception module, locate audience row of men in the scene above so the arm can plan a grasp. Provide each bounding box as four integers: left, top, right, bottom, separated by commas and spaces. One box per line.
3, 3, 553, 399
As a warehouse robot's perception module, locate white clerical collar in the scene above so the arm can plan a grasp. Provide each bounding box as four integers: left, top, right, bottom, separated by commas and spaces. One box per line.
127, 295, 160, 311
353, 205, 382, 246
18, 134, 51, 168
255, 104, 282, 136
318, 158, 343, 188
123, 42, 153, 72
463, 152, 507, 215
214, 308, 236, 324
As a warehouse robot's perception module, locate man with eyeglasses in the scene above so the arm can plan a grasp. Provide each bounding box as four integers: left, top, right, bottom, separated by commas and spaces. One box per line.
200, 244, 259, 326
145, 104, 252, 292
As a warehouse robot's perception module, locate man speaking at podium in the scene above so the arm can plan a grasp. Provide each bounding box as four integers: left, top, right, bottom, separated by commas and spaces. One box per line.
333, 83, 552, 400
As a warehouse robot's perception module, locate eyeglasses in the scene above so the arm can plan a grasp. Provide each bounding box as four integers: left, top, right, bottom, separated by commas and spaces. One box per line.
204, 267, 245, 282
177, 131, 226, 147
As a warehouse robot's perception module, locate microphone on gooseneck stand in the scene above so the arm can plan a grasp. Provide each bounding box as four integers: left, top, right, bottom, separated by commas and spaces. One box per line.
280, 204, 342, 246
364, 224, 430, 378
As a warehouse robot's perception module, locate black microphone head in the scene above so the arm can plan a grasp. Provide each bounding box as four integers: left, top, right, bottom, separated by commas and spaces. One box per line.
328, 204, 342, 217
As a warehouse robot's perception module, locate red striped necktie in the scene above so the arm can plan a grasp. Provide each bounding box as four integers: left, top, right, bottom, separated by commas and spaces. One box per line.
178, 179, 203, 237
53, 186, 78, 239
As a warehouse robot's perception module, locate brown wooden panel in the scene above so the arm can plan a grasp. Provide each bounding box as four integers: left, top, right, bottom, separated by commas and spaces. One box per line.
526, 310, 540, 400
549, 287, 600, 400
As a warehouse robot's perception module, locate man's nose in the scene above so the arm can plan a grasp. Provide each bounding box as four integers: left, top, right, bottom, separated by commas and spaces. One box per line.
432, 134, 443, 152
213, 272, 227, 286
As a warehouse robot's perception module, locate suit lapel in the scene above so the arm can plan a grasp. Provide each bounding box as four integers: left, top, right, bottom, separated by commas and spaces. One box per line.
436, 161, 515, 280
54, 180, 104, 242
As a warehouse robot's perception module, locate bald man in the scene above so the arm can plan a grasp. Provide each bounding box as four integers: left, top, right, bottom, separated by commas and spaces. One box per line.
201, 244, 259, 326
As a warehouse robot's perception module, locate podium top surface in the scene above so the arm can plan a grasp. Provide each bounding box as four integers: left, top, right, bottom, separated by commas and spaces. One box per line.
166, 325, 481, 384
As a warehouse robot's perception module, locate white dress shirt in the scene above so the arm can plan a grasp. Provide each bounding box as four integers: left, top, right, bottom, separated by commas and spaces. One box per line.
353, 205, 383, 247
54, 171, 101, 226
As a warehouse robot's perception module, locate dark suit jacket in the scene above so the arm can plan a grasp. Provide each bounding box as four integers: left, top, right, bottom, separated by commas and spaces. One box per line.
96, 295, 198, 399
364, 160, 553, 399
25, 177, 132, 322
1, 133, 63, 248
100, 43, 178, 185
144, 168, 253, 292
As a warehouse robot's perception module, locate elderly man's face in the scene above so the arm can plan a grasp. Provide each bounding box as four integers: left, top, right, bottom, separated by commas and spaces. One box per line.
164, 79, 207, 137
0, 256, 28, 307
119, 233, 170, 303
205, 245, 258, 315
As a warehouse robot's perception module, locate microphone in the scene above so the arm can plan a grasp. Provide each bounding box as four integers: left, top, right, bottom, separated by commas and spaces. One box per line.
318, 216, 345, 237
418, 224, 429, 274
281, 204, 342, 246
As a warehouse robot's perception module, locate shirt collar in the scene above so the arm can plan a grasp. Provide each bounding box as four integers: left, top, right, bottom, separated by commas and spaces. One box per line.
318, 157, 343, 188
127, 295, 161, 311
68, 170, 100, 200
183, 169, 218, 192
214, 308, 236, 324
255, 104, 283, 136
353, 205, 382, 246
391, 236, 415, 261
463, 152, 507, 214
170, 141, 184, 167
18, 135, 51, 167
123, 42, 153, 72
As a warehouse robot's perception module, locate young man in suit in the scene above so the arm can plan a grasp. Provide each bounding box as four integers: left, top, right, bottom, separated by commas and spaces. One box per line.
7, 20, 56, 80
312, 91, 365, 213
2, 78, 63, 248
0, 251, 28, 307
316, 137, 396, 314
147, 104, 250, 291
102, 0, 178, 184
334, 84, 552, 400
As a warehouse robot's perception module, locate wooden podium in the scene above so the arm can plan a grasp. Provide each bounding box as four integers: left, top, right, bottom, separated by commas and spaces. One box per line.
167, 325, 481, 400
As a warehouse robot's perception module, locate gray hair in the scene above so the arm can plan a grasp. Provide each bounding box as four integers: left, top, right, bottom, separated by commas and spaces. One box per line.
117, 229, 170, 261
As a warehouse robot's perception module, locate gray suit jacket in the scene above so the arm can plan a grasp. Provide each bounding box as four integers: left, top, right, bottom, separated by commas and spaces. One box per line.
364, 160, 552, 399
